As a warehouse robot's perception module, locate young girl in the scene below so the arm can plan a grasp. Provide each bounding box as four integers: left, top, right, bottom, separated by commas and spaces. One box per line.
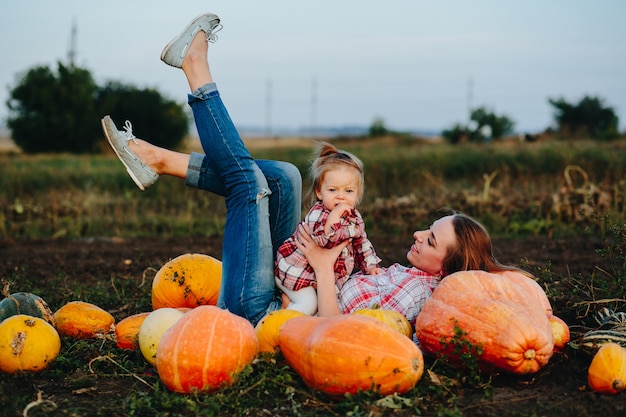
275, 143, 381, 315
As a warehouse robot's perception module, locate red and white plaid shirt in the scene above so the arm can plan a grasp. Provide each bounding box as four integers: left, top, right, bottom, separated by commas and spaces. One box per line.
275, 201, 381, 291
338, 264, 441, 327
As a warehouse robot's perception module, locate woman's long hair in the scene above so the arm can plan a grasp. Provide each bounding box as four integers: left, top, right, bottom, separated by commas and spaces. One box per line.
441, 211, 530, 277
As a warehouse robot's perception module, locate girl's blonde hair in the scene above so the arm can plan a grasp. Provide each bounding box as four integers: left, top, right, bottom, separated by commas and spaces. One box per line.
307, 142, 364, 205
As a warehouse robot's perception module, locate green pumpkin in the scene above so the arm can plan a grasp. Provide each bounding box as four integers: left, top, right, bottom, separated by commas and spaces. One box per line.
0, 292, 56, 327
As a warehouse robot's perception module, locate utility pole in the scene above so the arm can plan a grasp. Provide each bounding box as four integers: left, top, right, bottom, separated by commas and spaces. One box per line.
265, 79, 272, 138
310, 76, 317, 138
68, 19, 77, 67
467, 76, 473, 125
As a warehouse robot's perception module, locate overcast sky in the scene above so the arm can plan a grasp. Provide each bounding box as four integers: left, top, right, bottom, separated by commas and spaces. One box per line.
1, 1, 624, 135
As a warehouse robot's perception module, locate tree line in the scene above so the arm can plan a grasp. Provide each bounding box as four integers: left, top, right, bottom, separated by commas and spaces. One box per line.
5, 61, 622, 154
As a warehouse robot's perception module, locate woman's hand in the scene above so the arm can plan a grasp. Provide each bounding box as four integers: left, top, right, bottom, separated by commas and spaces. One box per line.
294, 225, 348, 317
295, 225, 348, 275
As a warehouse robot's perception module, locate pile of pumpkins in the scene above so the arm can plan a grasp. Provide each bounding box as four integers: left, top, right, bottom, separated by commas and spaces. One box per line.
1, 253, 626, 397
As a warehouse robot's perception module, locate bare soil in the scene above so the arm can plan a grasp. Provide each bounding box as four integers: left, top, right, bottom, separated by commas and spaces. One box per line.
1, 234, 626, 416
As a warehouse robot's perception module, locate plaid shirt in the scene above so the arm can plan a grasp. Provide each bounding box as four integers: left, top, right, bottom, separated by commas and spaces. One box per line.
338, 264, 441, 327
275, 201, 381, 291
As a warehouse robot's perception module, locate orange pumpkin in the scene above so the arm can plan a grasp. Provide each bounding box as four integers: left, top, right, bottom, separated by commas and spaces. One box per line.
279, 314, 423, 397
588, 342, 626, 394
156, 305, 258, 393
114, 312, 151, 350
0, 315, 61, 373
54, 301, 115, 339
549, 315, 570, 352
254, 309, 306, 354
415, 270, 554, 374
353, 306, 412, 338
151, 253, 222, 309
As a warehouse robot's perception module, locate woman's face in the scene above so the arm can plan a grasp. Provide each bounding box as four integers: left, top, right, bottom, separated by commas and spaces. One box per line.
406, 216, 457, 276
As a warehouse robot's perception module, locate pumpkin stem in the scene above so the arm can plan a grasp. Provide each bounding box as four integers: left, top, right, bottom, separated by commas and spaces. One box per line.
523, 349, 536, 360
613, 379, 625, 393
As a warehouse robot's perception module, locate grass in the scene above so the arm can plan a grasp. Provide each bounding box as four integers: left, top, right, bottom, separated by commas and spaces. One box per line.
2, 137, 626, 240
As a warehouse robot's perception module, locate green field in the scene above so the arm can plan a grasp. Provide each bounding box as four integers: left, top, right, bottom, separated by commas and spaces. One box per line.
2, 137, 625, 240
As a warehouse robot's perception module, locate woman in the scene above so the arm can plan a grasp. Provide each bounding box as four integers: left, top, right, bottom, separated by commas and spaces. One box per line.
102, 13, 302, 326
295, 210, 527, 326
102, 13, 526, 327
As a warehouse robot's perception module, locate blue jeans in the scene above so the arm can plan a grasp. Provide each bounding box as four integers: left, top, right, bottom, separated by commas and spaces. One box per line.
184, 83, 302, 325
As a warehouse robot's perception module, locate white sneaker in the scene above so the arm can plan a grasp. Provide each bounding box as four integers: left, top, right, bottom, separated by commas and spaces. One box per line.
101, 115, 159, 191
160, 13, 222, 68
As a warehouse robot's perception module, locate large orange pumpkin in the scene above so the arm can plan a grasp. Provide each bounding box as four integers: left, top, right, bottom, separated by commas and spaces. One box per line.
54, 301, 115, 339
0, 315, 61, 373
415, 270, 554, 374
279, 314, 423, 397
151, 253, 222, 309
156, 305, 258, 393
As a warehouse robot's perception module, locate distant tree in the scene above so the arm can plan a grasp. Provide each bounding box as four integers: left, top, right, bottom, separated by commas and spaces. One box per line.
368, 116, 388, 137
441, 123, 466, 144
6, 62, 101, 153
548, 95, 619, 140
96, 82, 189, 150
469, 107, 515, 141
6, 63, 189, 154
441, 107, 515, 144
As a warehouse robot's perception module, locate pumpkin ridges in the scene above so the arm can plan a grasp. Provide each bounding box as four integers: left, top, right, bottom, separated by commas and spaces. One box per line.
415, 270, 554, 374
156, 305, 258, 394
280, 314, 423, 396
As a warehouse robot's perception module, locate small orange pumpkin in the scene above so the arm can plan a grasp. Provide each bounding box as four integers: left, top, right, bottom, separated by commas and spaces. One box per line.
0, 315, 61, 373
415, 270, 554, 374
114, 312, 151, 350
353, 306, 412, 338
279, 314, 423, 397
156, 305, 258, 393
54, 301, 115, 339
254, 309, 306, 354
588, 342, 626, 394
151, 253, 222, 309
549, 315, 570, 352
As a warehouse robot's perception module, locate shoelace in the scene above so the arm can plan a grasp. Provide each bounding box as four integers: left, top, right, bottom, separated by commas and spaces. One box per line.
123, 121, 138, 144
207, 23, 223, 43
